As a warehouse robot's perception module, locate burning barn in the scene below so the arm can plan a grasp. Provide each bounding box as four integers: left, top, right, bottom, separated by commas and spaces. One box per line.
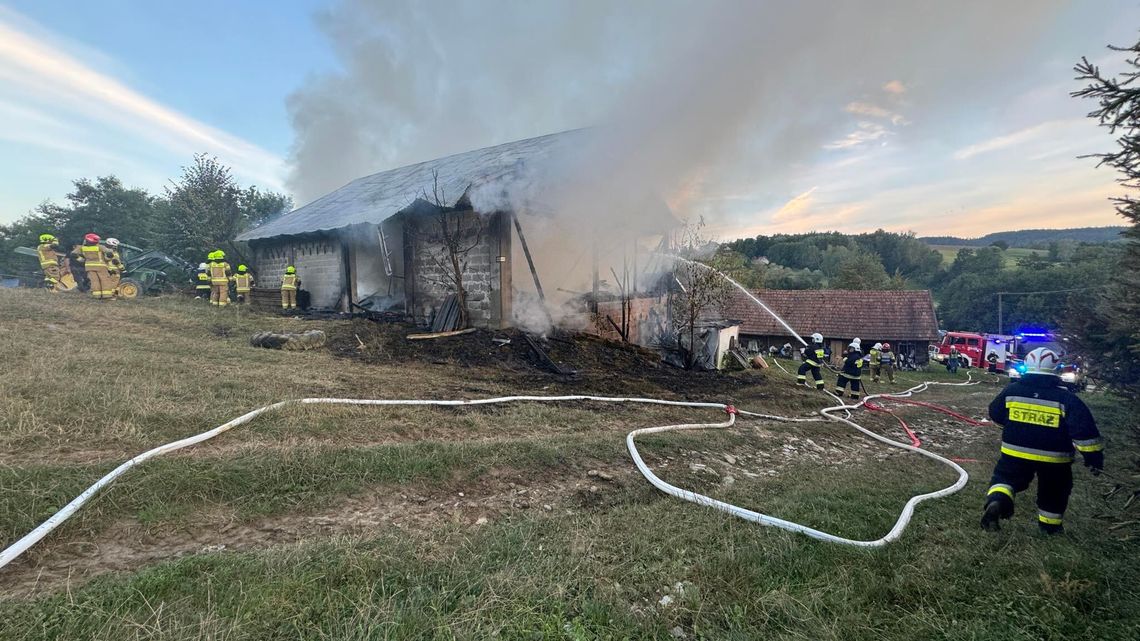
236, 130, 678, 333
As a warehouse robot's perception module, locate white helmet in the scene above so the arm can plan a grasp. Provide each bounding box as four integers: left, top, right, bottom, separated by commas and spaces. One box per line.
1024, 347, 1062, 375
852, 337, 862, 346
811, 333, 823, 343
198, 262, 208, 270
105, 237, 120, 248
873, 343, 883, 350
848, 342, 859, 350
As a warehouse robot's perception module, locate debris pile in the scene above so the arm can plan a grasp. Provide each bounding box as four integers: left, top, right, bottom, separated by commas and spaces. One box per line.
249, 330, 328, 351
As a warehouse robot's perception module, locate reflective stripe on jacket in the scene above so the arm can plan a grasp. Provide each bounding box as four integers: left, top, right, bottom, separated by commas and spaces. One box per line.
841, 350, 864, 378
804, 347, 825, 367
281, 274, 298, 290
195, 272, 211, 289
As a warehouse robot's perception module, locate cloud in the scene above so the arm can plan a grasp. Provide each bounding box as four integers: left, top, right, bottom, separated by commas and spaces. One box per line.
952, 119, 1085, 160
845, 101, 893, 119
824, 121, 890, 150
0, 8, 286, 192
882, 80, 907, 95
770, 186, 819, 222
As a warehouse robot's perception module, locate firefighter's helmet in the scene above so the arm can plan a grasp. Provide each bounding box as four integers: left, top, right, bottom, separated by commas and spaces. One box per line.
1024, 348, 1062, 376
105, 238, 120, 248
237, 264, 248, 273
39, 233, 56, 243
811, 332, 823, 344
873, 343, 883, 350
882, 342, 891, 350
84, 233, 100, 244
198, 263, 208, 270
285, 265, 296, 274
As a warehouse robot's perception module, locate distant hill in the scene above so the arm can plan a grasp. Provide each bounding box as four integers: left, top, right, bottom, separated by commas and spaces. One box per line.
921, 226, 1125, 248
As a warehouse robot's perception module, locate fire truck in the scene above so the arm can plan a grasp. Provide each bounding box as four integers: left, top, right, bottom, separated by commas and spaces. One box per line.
932, 331, 1014, 371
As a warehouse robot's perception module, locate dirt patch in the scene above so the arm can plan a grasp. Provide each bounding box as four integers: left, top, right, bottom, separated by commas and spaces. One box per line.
326, 320, 758, 398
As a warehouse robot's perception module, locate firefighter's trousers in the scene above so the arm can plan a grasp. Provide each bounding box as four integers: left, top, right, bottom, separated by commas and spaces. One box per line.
107, 269, 121, 295
236, 289, 250, 304
195, 286, 211, 299
86, 267, 114, 299
986, 454, 1072, 533
210, 284, 229, 306
836, 373, 861, 399
797, 362, 825, 389
872, 364, 895, 383
42, 265, 61, 290
282, 288, 297, 309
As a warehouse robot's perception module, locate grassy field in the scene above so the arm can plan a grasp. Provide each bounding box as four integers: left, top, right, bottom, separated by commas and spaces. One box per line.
929, 245, 1046, 269
1, 288, 1138, 640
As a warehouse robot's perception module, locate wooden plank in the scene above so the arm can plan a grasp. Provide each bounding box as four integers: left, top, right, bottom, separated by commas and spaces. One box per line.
406, 328, 477, 340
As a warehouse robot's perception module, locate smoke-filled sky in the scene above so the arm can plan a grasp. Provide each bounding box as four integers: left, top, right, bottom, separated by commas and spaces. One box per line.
1, 0, 1137, 238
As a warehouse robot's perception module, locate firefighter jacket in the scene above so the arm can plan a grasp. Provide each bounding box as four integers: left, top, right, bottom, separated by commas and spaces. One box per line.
879, 348, 895, 365
76, 243, 109, 268
868, 348, 882, 365
281, 273, 299, 290
232, 273, 253, 292
36, 242, 62, 268
988, 374, 1103, 464
208, 261, 231, 284
108, 249, 123, 274
841, 349, 865, 378
195, 270, 211, 290
803, 344, 826, 367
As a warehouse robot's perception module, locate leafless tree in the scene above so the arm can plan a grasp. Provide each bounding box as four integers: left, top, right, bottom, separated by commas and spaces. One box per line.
417, 170, 484, 328
669, 219, 732, 369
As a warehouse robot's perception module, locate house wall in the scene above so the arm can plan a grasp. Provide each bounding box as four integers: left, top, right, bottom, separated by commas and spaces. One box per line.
741, 333, 930, 366
405, 211, 507, 328
252, 236, 346, 310
579, 295, 670, 347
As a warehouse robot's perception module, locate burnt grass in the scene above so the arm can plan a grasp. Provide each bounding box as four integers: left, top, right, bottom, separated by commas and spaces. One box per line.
327, 319, 759, 399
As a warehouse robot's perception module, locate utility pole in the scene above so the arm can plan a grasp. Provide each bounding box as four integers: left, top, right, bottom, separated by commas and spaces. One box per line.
997, 292, 1004, 335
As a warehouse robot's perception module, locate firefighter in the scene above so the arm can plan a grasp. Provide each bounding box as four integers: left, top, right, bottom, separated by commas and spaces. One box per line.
105, 238, 124, 295
194, 262, 211, 299
232, 264, 254, 304
835, 341, 864, 400
208, 250, 232, 306
36, 233, 64, 291
981, 347, 1103, 534
74, 233, 115, 300
281, 265, 300, 310
878, 342, 896, 383
796, 333, 827, 390
987, 350, 999, 373
947, 346, 961, 374
869, 343, 883, 382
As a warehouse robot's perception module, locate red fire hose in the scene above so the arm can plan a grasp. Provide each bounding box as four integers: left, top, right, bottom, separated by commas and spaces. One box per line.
864, 400, 922, 447
882, 398, 987, 426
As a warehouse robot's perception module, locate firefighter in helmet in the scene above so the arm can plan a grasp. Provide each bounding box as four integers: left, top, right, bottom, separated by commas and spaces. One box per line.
36, 233, 64, 291
232, 264, 254, 304
194, 263, 211, 299
281, 265, 300, 310
868, 343, 883, 381
208, 250, 232, 306
104, 238, 124, 295
73, 233, 115, 299
981, 347, 1104, 534
797, 333, 826, 391
878, 342, 896, 383
835, 341, 865, 400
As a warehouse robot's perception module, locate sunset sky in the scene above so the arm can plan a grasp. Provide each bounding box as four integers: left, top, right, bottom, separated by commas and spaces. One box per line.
1, 1, 1135, 239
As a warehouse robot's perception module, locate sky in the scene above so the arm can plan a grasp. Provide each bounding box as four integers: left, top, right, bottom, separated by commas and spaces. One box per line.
0, 0, 1136, 239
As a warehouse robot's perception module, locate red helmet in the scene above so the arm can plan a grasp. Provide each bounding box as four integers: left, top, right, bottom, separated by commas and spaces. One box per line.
882, 342, 891, 350
84, 233, 101, 244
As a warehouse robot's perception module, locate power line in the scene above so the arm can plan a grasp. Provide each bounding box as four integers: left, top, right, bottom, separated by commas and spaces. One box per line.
995, 286, 1107, 296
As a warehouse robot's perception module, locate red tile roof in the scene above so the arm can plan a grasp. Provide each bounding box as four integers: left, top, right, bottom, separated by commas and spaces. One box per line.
724, 289, 940, 341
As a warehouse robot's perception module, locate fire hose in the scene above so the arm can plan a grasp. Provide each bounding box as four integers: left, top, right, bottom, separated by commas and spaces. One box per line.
0, 375, 982, 570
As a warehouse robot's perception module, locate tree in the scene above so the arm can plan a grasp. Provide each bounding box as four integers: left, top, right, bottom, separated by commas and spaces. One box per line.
670, 259, 733, 369
413, 170, 484, 329
1064, 43, 1140, 399
832, 252, 891, 290
991, 240, 1010, 251
161, 154, 291, 263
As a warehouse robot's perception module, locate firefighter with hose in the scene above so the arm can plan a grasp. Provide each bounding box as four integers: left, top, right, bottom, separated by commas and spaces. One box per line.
835, 340, 865, 400
36, 233, 65, 291
797, 333, 827, 391
981, 347, 1104, 534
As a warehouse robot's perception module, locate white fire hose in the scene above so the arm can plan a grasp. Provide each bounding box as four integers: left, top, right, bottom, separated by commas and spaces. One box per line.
0, 379, 979, 570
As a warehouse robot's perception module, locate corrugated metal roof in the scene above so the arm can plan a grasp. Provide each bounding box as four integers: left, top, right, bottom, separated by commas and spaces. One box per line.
725, 289, 940, 341
238, 129, 586, 241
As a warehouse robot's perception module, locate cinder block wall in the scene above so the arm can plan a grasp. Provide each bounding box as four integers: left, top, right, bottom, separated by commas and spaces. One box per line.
409, 212, 500, 327
252, 237, 345, 309
580, 295, 670, 346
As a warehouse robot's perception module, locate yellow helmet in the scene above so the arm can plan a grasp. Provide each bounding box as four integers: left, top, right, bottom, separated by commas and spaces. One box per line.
237, 264, 248, 273
285, 265, 296, 274
39, 233, 56, 243
207, 251, 218, 261
215, 249, 226, 260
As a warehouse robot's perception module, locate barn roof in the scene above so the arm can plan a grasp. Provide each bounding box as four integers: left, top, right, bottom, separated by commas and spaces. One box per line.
725, 289, 940, 341
237, 129, 587, 241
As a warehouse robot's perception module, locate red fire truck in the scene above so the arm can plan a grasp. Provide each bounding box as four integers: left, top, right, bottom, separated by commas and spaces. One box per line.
932, 331, 1014, 371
